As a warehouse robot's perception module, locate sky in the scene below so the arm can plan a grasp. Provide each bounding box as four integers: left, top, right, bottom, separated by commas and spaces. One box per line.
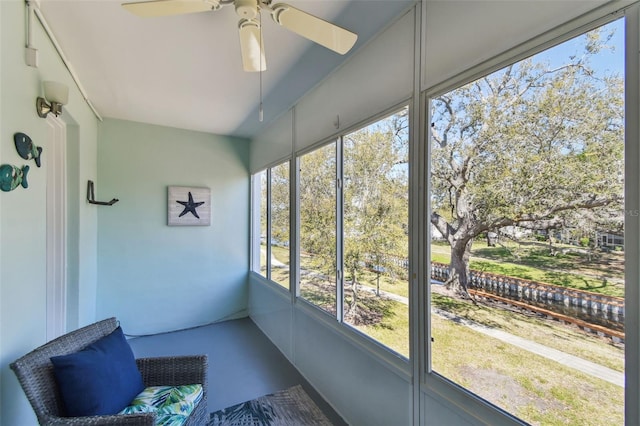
534, 17, 624, 77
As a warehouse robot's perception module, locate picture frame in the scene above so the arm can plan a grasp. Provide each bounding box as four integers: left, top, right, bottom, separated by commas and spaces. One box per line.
167, 186, 211, 226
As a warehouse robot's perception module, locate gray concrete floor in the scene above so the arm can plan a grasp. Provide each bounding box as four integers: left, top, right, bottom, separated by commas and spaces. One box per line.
127, 317, 346, 425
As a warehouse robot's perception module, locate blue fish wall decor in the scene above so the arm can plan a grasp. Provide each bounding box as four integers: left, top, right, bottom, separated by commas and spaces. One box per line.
0, 164, 30, 192
14, 132, 43, 167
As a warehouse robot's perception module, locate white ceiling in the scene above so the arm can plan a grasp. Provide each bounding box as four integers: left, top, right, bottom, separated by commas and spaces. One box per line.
37, 0, 414, 138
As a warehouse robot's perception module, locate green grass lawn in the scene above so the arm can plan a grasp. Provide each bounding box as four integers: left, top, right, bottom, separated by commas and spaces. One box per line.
473, 241, 624, 280
431, 292, 624, 372
271, 245, 290, 265
315, 282, 624, 426
350, 286, 624, 372
351, 299, 409, 357
349, 269, 409, 299
432, 314, 623, 426
262, 242, 625, 426
431, 242, 624, 297
270, 246, 291, 288
271, 241, 624, 296
260, 245, 290, 288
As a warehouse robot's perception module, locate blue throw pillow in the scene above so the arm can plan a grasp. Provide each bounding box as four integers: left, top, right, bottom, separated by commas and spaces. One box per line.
50, 326, 144, 417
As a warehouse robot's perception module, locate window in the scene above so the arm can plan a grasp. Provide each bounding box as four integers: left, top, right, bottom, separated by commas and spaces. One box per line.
252, 163, 290, 287
253, 169, 267, 277
299, 142, 337, 314
270, 162, 290, 288
428, 20, 625, 425
342, 112, 409, 356
298, 107, 410, 357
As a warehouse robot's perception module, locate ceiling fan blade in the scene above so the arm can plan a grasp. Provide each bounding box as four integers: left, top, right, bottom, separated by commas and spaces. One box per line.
238, 19, 266, 72
270, 3, 357, 55
122, 0, 219, 18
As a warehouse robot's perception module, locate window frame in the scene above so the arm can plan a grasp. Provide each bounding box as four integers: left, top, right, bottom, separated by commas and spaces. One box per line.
297, 139, 339, 316
251, 160, 292, 290
422, 5, 638, 426
269, 161, 292, 289
250, 169, 267, 277
248, 2, 640, 425
295, 103, 412, 360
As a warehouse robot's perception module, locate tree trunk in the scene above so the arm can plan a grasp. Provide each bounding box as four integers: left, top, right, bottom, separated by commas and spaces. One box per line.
445, 239, 473, 297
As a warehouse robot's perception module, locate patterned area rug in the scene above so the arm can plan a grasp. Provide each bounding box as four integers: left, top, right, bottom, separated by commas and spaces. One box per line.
208, 385, 334, 426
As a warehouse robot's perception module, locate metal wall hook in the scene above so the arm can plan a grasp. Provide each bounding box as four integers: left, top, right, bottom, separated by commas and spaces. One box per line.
87, 180, 119, 206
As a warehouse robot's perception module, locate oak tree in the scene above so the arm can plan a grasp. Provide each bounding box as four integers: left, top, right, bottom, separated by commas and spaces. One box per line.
430, 29, 624, 295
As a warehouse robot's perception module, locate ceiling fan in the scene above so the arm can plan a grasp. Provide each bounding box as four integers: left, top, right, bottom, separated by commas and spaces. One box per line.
121, 0, 358, 72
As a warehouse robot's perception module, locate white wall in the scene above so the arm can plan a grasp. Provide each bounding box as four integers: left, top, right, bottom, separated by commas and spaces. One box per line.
97, 119, 250, 335
0, 1, 100, 424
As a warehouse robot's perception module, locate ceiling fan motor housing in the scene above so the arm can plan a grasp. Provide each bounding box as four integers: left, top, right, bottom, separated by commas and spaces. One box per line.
235, 0, 259, 19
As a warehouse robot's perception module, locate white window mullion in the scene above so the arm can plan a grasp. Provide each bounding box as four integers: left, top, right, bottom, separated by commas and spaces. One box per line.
293, 156, 301, 299
624, 4, 640, 426
266, 168, 272, 281
336, 137, 345, 323
250, 173, 262, 273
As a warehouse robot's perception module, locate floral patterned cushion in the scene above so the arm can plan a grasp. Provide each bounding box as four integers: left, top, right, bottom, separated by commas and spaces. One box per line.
119, 384, 203, 426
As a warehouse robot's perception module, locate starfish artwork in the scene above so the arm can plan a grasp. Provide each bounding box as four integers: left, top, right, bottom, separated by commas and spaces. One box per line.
176, 191, 205, 219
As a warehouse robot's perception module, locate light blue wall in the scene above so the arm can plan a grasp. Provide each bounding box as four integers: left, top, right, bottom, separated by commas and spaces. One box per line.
0, 1, 99, 424
97, 119, 250, 335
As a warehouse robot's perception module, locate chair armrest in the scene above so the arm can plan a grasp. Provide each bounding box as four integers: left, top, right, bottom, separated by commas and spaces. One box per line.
136, 355, 208, 389
43, 412, 155, 425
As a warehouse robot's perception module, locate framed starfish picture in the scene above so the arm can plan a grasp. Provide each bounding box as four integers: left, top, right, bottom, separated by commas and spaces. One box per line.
167, 186, 211, 226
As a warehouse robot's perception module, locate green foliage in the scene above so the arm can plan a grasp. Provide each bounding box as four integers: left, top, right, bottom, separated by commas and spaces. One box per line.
343, 110, 409, 284
430, 26, 624, 291
299, 143, 337, 278
270, 162, 290, 246
468, 243, 622, 296
299, 108, 410, 320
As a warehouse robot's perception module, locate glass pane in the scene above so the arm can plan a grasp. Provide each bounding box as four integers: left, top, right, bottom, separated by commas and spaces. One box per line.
270, 162, 290, 288
299, 143, 337, 315
429, 19, 625, 425
258, 170, 267, 277
343, 108, 410, 357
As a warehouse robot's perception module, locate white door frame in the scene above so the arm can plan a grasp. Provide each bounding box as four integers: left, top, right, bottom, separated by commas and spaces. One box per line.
46, 115, 67, 340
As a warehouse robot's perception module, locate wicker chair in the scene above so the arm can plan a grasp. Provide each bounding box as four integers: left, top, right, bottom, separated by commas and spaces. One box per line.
10, 317, 208, 426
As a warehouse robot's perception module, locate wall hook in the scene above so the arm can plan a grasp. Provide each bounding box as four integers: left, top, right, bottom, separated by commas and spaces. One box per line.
87, 180, 118, 205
